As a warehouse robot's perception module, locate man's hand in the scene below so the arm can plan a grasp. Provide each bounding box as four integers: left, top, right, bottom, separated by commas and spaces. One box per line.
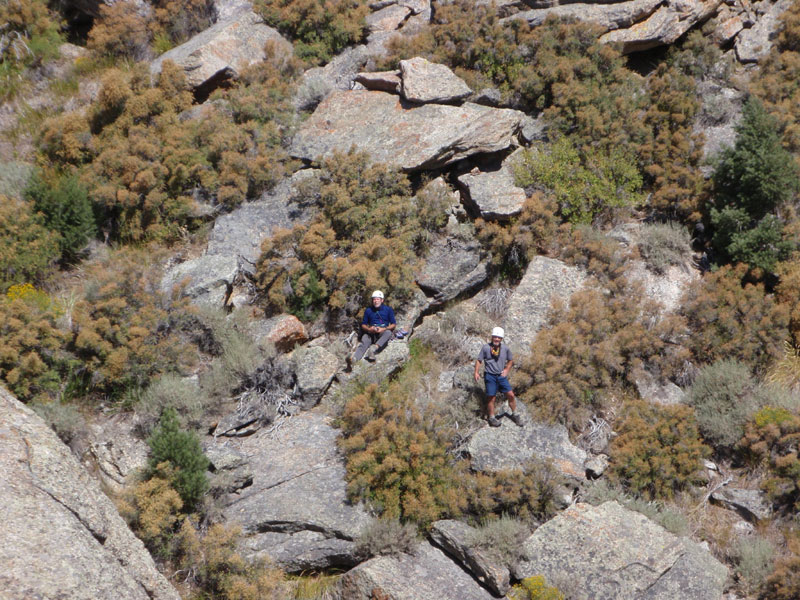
501, 370, 509, 378
474, 371, 480, 382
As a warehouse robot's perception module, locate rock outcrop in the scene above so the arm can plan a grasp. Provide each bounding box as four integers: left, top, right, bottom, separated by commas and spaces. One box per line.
290, 90, 525, 172
735, 0, 793, 63
429, 520, 513, 596
0, 387, 180, 600
292, 345, 340, 408
340, 541, 497, 600
505, 0, 663, 32
466, 403, 589, 479
457, 148, 527, 221
416, 235, 490, 304
504, 256, 587, 356
150, 11, 291, 93
711, 487, 772, 522
83, 414, 149, 494
399, 57, 473, 103
514, 501, 728, 600
223, 410, 371, 568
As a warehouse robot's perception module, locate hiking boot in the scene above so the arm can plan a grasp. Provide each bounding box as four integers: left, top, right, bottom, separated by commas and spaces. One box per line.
509, 412, 524, 427
365, 347, 376, 362
488, 416, 501, 428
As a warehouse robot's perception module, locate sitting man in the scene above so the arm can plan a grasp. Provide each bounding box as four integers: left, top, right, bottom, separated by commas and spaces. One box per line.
474, 327, 523, 427
351, 290, 396, 364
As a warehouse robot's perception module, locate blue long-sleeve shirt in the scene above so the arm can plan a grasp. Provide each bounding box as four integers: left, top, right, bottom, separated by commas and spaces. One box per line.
361, 304, 396, 328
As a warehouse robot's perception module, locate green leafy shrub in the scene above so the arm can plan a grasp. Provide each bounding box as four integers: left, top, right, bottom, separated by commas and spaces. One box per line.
637, 222, 691, 274
355, 517, 419, 558
0, 196, 60, 291
710, 98, 799, 274
509, 576, 564, 600
516, 137, 644, 224
136, 373, 210, 435
25, 172, 96, 262
254, 0, 369, 63
256, 149, 444, 322
680, 263, 790, 374
147, 407, 209, 510
688, 359, 767, 452
608, 400, 709, 501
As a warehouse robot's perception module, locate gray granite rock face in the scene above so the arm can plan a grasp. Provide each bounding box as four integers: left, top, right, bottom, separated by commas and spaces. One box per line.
241, 530, 361, 572
693, 81, 744, 160
223, 410, 370, 542
348, 341, 410, 385
294, 45, 373, 110
416, 236, 490, 304
457, 148, 527, 221
514, 502, 728, 600
505, 0, 663, 31
340, 541, 497, 600
213, 0, 251, 20
0, 387, 180, 600
290, 90, 525, 172
83, 414, 149, 494
400, 57, 473, 104
161, 170, 317, 306
367, 3, 412, 32
292, 345, 340, 408
150, 11, 291, 90
599, 0, 722, 53
633, 368, 686, 405
735, 0, 793, 63
504, 256, 587, 356
711, 487, 772, 522
466, 403, 588, 479
626, 260, 698, 315
355, 70, 403, 93
429, 520, 512, 596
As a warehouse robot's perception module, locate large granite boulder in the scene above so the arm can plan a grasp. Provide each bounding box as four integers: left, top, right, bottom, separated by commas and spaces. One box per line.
466, 403, 588, 479
82, 414, 149, 494
514, 501, 728, 600
249, 314, 308, 353
292, 345, 340, 408
0, 387, 180, 600
735, 0, 793, 63
504, 256, 587, 356
367, 3, 412, 33
347, 341, 410, 385
294, 45, 373, 110
399, 57, 473, 104
429, 520, 513, 596
416, 236, 490, 304
150, 11, 291, 92
599, 0, 722, 53
505, 0, 663, 31
223, 410, 371, 566
290, 90, 525, 172
711, 487, 772, 522
340, 541, 497, 600
457, 148, 527, 221
161, 170, 317, 306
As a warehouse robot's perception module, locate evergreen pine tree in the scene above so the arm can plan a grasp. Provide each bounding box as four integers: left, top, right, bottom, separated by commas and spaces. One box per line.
147, 408, 209, 510
711, 97, 799, 273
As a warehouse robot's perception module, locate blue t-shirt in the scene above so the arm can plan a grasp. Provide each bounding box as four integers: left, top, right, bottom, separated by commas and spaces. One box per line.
362, 304, 396, 328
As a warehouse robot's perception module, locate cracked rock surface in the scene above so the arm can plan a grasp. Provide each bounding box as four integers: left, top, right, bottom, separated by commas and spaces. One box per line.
0, 386, 180, 600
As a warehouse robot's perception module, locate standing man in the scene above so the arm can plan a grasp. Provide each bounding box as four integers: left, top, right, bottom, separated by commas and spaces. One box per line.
474, 327, 523, 427
351, 290, 396, 364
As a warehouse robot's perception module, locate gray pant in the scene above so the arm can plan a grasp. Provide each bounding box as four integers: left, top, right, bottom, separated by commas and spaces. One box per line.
354, 330, 393, 361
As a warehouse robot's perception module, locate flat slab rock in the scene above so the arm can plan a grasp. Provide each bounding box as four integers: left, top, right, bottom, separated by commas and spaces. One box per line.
457, 148, 527, 221
514, 501, 728, 600
150, 11, 291, 89
400, 56, 472, 103
241, 529, 360, 572
292, 345, 340, 408
504, 256, 587, 356
289, 90, 525, 172
340, 541, 497, 600
466, 403, 588, 479
347, 341, 410, 385
711, 487, 772, 522
223, 410, 370, 541
506, 0, 663, 31
0, 387, 179, 600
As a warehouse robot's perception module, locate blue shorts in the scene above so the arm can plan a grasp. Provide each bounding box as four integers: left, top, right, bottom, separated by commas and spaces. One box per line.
484, 373, 512, 397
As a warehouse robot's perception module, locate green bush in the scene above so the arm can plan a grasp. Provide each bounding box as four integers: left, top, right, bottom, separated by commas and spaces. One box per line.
734, 536, 775, 596
608, 400, 709, 501
136, 373, 210, 435
356, 517, 419, 558
515, 137, 644, 224
467, 515, 529, 564
25, 172, 96, 262
688, 359, 766, 452
637, 222, 691, 274
147, 407, 209, 510
711, 98, 799, 274
0, 196, 60, 291
254, 0, 369, 64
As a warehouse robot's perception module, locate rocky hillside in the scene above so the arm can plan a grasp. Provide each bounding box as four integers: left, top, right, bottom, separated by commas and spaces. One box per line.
3, 0, 800, 598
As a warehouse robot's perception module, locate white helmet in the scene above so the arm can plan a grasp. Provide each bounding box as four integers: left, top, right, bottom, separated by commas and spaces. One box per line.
491, 327, 505, 338
371, 290, 384, 299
